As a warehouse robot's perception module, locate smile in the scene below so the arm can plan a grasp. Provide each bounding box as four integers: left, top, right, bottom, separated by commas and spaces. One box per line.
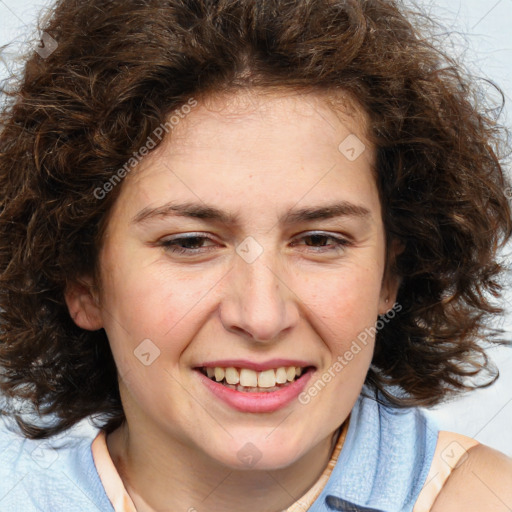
199, 366, 307, 392
195, 362, 315, 413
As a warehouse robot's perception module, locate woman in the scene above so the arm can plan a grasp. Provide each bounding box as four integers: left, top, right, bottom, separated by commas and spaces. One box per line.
0, 0, 511, 510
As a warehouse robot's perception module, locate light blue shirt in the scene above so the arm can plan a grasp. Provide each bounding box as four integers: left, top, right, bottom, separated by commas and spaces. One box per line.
0, 388, 438, 512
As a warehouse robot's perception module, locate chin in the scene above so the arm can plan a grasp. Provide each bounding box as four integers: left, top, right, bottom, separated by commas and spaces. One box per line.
209, 434, 307, 472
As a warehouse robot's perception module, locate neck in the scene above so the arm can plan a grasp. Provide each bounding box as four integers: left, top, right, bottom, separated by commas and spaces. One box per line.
107, 423, 342, 512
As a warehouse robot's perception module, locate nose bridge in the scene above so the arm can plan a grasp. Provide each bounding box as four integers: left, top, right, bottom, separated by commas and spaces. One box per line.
220, 244, 298, 342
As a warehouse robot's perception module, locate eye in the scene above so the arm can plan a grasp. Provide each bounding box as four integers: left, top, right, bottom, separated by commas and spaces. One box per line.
156, 231, 351, 257
290, 232, 351, 252
158, 234, 219, 255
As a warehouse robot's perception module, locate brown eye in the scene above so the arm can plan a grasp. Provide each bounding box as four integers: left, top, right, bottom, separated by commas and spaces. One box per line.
159, 234, 218, 255
291, 232, 351, 252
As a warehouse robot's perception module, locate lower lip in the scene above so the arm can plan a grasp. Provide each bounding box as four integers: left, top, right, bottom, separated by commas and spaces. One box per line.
196, 369, 314, 413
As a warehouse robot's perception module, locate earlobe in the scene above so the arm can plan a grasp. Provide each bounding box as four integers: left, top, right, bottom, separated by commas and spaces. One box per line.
64, 278, 103, 331
378, 280, 401, 316
378, 238, 404, 315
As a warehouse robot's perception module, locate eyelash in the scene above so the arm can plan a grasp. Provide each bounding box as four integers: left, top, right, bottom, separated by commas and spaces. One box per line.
158, 232, 351, 256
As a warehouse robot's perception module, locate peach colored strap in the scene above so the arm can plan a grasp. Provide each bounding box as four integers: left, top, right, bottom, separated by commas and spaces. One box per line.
413, 431, 480, 512
285, 417, 350, 512
91, 431, 137, 512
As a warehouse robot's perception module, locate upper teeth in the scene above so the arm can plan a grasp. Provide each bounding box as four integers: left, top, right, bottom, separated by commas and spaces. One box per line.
205, 366, 303, 388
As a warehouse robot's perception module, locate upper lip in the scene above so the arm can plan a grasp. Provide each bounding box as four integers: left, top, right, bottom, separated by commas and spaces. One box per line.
195, 359, 315, 372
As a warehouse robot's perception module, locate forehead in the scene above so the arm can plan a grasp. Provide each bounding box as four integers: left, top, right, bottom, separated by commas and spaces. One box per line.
164, 88, 371, 154
107, 88, 379, 227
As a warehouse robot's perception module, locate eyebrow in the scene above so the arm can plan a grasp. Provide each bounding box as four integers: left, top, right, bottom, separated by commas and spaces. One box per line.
132, 200, 371, 226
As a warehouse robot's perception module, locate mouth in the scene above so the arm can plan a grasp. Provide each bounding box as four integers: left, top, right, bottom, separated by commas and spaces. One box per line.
197, 365, 314, 393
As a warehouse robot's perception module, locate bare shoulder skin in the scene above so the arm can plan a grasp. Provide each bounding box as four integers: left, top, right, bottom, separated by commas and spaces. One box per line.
432, 444, 512, 511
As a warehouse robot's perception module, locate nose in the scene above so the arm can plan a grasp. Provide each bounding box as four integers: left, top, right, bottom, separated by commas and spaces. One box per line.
219, 249, 300, 343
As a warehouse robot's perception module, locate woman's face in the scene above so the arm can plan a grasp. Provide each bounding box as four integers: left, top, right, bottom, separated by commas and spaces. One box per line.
71, 90, 398, 470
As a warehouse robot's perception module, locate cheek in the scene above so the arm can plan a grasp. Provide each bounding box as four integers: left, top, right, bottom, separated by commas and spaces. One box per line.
301, 263, 383, 352
99, 255, 217, 367
98, 262, 213, 414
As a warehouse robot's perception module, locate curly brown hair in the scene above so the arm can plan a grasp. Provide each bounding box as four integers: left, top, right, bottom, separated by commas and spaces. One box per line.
0, 0, 510, 439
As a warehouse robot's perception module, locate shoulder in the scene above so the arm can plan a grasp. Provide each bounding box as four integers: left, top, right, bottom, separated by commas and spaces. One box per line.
325, 392, 440, 510
432, 443, 512, 511
0, 416, 113, 511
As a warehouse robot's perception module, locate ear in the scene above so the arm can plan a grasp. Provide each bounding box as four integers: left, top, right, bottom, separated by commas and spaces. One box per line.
378, 238, 404, 316
64, 277, 103, 331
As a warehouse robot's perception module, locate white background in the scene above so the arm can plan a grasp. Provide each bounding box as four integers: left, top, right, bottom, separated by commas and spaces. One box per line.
0, 0, 511, 455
